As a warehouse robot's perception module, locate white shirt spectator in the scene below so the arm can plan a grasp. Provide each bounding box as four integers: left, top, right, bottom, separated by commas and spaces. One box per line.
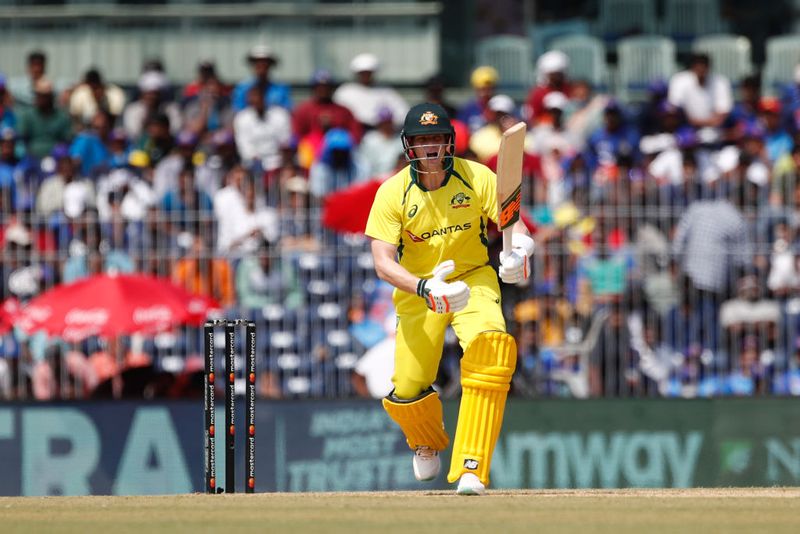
232, 106, 291, 171
69, 83, 126, 124
213, 184, 279, 254
354, 336, 395, 398
668, 70, 732, 123
333, 84, 408, 129
122, 101, 182, 140
356, 129, 403, 179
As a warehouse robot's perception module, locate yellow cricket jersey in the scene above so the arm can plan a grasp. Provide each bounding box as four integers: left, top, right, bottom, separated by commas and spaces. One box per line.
365, 157, 498, 279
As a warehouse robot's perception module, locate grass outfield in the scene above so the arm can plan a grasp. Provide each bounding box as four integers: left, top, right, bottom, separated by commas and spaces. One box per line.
2, 489, 799, 533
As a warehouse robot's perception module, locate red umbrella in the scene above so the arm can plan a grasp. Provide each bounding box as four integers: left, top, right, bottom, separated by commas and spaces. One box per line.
322, 179, 383, 234
17, 274, 220, 342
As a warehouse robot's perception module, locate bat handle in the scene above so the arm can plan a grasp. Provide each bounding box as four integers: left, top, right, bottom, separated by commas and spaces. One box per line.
502, 228, 513, 256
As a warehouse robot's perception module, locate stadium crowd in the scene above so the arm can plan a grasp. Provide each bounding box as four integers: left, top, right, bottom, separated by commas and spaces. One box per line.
1, 43, 800, 401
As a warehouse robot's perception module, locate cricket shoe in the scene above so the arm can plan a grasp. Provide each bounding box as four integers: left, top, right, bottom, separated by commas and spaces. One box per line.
456, 473, 485, 496
412, 446, 440, 481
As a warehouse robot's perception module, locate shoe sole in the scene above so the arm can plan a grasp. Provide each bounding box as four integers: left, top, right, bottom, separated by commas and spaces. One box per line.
456, 487, 484, 496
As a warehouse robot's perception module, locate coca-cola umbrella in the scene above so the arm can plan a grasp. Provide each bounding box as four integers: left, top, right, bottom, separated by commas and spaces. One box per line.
0, 298, 20, 335
322, 179, 383, 234
17, 273, 220, 342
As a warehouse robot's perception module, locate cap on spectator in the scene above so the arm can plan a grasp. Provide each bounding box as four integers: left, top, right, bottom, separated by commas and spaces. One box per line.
128, 150, 150, 168
604, 99, 622, 115
51, 143, 70, 161
211, 129, 235, 147
543, 91, 568, 111
647, 79, 668, 96
741, 122, 766, 140
488, 94, 515, 115
176, 130, 198, 147
138, 70, 167, 92
376, 107, 393, 124
34, 78, 54, 95
4, 222, 32, 247
470, 66, 499, 89
247, 44, 278, 64
758, 97, 781, 114
0, 127, 16, 141
109, 128, 127, 143
284, 175, 309, 194
310, 69, 334, 86
324, 128, 354, 151
350, 53, 379, 73
537, 50, 569, 74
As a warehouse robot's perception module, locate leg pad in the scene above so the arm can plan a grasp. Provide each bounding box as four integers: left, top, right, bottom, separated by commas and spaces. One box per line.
383, 388, 449, 451
447, 331, 516, 485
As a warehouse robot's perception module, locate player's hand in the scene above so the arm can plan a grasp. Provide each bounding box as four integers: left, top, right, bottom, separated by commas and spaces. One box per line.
416, 260, 470, 313
499, 233, 535, 284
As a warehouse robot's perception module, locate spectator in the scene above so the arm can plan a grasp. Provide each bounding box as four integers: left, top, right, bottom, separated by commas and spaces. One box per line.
69, 110, 117, 177
195, 128, 238, 197
333, 53, 408, 129
0, 128, 21, 211
131, 113, 173, 173
9, 50, 55, 108
0, 74, 15, 131
231, 45, 292, 112
720, 274, 780, 352
563, 79, 609, 143
235, 238, 301, 311
67, 68, 126, 127
759, 97, 793, 163
727, 75, 761, 139
457, 65, 498, 133
172, 233, 235, 308
183, 73, 233, 137
469, 94, 518, 162
293, 69, 362, 168
161, 166, 213, 235
585, 100, 640, 175
780, 63, 800, 133
122, 70, 182, 140
151, 129, 198, 202
526, 50, 573, 125
15, 79, 72, 159
351, 314, 396, 399
668, 53, 732, 129
528, 91, 582, 159
213, 165, 278, 255
637, 79, 670, 136
183, 60, 228, 101
356, 108, 403, 179
36, 145, 92, 219
308, 128, 368, 197
233, 84, 291, 173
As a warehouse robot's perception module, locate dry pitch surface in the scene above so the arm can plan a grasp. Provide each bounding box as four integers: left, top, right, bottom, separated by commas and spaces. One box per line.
2, 488, 799, 533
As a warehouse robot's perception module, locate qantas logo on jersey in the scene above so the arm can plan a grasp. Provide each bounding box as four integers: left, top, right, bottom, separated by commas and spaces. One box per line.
405, 222, 472, 242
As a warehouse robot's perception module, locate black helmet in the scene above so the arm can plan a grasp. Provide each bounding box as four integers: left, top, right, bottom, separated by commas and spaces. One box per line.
401, 103, 454, 138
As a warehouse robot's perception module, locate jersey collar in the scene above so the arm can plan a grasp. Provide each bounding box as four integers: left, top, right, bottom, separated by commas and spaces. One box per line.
410, 163, 454, 192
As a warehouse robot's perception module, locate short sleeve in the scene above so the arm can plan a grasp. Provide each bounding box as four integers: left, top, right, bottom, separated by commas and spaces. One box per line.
475, 163, 499, 224
365, 179, 402, 245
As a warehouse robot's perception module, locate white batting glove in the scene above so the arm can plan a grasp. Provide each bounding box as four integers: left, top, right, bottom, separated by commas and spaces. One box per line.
416, 260, 470, 314
499, 233, 535, 284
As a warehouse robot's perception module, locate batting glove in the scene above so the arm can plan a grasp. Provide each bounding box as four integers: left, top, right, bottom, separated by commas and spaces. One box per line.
416, 260, 470, 314
499, 233, 535, 284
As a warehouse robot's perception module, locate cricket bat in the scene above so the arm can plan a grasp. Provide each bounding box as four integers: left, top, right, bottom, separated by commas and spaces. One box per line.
495, 121, 527, 255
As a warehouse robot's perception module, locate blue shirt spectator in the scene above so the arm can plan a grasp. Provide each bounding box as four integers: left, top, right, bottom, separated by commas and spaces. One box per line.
231, 45, 292, 112
585, 101, 640, 172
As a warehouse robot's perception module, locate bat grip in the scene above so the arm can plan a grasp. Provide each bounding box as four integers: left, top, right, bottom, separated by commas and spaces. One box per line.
502, 228, 513, 256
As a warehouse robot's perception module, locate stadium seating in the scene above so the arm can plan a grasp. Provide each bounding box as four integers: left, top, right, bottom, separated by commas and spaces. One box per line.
474, 35, 533, 90
662, 0, 728, 47
549, 35, 609, 90
595, 0, 657, 43
763, 34, 800, 96
617, 35, 676, 101
692, 34, 753, 85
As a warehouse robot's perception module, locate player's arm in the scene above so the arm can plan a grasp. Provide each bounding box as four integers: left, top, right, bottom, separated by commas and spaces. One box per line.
371, 238, 420, 295
371, 239, 470, 314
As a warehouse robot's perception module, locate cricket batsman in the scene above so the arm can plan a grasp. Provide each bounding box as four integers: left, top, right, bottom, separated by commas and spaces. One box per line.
365, 103, 534, 495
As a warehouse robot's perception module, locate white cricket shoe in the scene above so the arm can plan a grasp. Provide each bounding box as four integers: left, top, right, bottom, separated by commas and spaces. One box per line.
412, 446, 440, 481
456, 473, 485, 495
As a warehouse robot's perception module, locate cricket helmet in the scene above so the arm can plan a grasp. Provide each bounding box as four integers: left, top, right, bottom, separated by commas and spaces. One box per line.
400, 103, 456, 173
